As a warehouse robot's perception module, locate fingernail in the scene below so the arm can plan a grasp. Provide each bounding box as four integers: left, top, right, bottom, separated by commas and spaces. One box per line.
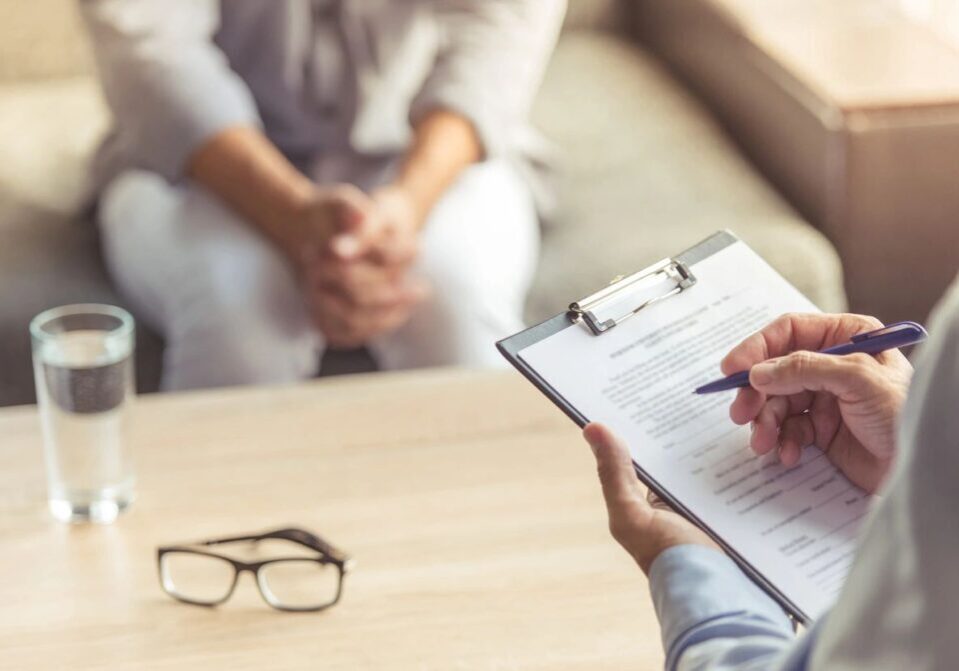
583, 427, 600, 455
331, 235, 360, 257
751, 362, 774, 386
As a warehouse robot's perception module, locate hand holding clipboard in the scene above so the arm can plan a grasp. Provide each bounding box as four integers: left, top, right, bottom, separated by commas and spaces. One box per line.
581, 310, 920, 592
497, 231, 884, 623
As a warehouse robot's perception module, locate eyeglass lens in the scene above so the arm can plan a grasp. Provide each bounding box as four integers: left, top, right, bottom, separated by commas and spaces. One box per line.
257, 559, 340, 610
160, 552, 236, 605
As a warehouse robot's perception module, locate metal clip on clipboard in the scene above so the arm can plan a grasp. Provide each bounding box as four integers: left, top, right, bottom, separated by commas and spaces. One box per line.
568, 258, 697, 335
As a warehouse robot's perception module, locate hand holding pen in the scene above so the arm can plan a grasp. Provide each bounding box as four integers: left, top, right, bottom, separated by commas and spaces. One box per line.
705, 314, 919, 493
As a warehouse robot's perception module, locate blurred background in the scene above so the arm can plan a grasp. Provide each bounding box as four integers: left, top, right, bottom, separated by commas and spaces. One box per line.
1, 0, 957, 406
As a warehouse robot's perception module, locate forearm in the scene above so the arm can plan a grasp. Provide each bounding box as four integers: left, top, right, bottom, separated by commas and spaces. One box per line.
390, 108, 481, 227
187, 125, 314, 257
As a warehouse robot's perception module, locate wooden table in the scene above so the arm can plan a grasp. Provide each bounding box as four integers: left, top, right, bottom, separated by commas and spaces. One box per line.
0, 369, 664, 670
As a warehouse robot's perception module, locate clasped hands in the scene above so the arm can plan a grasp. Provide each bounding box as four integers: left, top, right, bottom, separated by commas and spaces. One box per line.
290, 184, 430, 349
585, 313, 914, 574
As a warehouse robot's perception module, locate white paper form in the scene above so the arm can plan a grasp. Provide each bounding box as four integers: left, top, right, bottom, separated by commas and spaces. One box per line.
519, 242, 870, 620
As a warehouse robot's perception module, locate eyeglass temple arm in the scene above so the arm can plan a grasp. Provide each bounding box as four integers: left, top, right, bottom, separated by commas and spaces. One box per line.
195, 527, 349, 563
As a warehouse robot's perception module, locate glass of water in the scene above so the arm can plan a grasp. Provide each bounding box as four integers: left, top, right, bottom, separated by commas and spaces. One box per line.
30, 304, 136, 524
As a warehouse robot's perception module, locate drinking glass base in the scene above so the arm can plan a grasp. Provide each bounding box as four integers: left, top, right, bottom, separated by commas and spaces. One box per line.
48, 495, 133, 524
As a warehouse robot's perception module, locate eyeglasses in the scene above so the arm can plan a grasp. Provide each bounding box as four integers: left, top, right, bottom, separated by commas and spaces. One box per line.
157, 527, 353, 612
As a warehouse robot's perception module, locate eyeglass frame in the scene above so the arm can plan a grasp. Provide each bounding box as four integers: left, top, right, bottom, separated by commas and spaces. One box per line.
157, 526, 354, 612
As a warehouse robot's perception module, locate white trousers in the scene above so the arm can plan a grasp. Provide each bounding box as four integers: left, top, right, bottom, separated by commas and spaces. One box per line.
98, 161, 539, 391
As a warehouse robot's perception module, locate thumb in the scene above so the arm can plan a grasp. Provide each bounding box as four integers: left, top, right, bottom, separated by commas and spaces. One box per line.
328, 189, 381, 260
583, 423, 645, 513
373, 226, 419, 267
750, 351, 872, 400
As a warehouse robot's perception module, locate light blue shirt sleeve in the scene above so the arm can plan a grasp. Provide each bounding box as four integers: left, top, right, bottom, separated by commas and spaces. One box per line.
648, 545, 822, 671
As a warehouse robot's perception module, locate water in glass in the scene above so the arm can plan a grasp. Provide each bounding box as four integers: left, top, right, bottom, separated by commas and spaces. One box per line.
32, 307, 136, 523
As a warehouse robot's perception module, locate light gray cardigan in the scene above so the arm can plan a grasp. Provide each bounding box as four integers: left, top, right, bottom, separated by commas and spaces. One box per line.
79, 0, 566, 191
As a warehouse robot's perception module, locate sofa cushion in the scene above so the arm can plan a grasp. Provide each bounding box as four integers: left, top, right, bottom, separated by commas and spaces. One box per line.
0, 0, 94, 82
526, 31, 846, 322
0, 78, 107, 211
0, 77, 161, 407
0, 200, 165, 406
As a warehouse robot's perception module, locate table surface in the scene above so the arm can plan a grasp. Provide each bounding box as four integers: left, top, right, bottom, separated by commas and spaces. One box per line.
0, 368, 664, 670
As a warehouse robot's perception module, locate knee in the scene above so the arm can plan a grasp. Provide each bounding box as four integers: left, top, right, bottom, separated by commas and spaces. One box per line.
161, 253, 318, 387
416, 243, 531, 325
163, 310, 319, 390
397, 272, 523, 364
215, 320, 318, 379
166, 258, 314, 357
99, 171, 173, 233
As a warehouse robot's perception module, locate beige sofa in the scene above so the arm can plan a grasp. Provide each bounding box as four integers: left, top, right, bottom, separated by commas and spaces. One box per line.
0, 0, 845, 406
634, 0, 959, 324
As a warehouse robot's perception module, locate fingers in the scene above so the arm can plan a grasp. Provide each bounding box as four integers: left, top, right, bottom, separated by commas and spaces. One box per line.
324, 278, 427, 313
748, 391, 813, 453
309, 260, 428, 309
304, 242, 429, 347
305, 267, 427, 348
309, 291, 418, 349
806, 393, 842, 455
305, 183, 421, 269
751, 395, 789, 456
722, 311, 891, 427
749, 351, 880, 401
369, 226, 419, 267
326, 186, 421, 265
308, 184, 387, 261
729, 386, 764, 425
583, 423, 647, 517
302, 184, 372, 257
730, 383, 811, 425
326, 184, 370, 228
296, 185, 377, 262
329, 213, 383, 262
738, 387, 816, 466
721, 312, 884, 374
779, 414, 815, 466
366, 187, 421, 266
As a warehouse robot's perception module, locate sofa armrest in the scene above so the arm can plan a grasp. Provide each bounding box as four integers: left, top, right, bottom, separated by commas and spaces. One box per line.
629, 0, 959, 323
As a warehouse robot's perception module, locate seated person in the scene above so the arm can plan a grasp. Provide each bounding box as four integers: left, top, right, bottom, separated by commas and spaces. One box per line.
79, 0, 565, 390
583, 279, 959, 669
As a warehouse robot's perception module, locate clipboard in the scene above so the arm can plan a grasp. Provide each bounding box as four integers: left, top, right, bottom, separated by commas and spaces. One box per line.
497, 230, 811, 624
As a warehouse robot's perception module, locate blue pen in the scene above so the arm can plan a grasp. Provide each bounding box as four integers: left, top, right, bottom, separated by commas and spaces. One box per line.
694, 320, 928, 395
